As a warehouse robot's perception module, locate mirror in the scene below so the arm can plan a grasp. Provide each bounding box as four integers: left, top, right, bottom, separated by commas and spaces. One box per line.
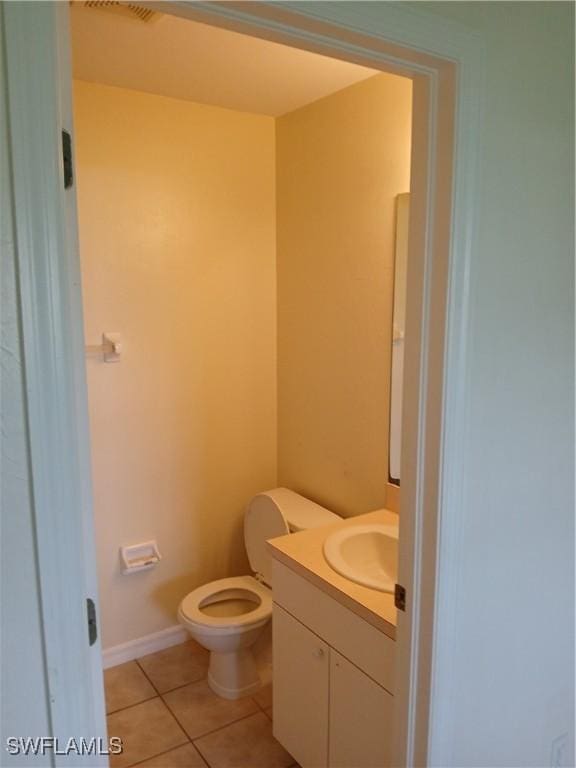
389, 193, 409, 485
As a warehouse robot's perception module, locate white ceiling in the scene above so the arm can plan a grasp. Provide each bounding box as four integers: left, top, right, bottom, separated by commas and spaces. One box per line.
70, 4, 381, 117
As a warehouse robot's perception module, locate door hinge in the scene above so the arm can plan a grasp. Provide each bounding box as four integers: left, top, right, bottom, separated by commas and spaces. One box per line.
86, 598, 98, 646
394, 583, 406, 612
62, 130, 73, 189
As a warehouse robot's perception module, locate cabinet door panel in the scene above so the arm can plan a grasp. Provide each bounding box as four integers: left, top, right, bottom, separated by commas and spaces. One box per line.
272, 559, 396, 692
273, 605, 329, 768
329, 650, 394, 768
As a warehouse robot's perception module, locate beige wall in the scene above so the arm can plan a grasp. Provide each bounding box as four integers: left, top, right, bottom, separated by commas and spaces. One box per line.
74, 81, 277, 648
276, 74, 412, 517
76, 74, 411, 648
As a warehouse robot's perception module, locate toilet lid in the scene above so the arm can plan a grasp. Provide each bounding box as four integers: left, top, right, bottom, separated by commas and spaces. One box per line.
244, 492, 289, 584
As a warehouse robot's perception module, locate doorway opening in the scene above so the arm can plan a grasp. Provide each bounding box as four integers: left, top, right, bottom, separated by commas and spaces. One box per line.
71, 5, 414, 764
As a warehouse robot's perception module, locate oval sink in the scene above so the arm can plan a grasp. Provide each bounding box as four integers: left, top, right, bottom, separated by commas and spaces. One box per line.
323, 523, 398, 593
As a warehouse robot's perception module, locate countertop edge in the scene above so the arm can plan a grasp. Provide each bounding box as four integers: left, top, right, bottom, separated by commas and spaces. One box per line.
268, 542, 397, 641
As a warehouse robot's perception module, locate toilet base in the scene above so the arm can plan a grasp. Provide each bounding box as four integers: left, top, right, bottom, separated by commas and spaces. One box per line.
207, 648, 262, 700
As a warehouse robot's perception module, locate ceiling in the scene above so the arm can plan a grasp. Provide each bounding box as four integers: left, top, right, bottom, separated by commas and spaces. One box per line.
70, 3, 381, 117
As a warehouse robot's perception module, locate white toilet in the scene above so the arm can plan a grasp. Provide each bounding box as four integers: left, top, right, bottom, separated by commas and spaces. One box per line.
178, 488, 340, 700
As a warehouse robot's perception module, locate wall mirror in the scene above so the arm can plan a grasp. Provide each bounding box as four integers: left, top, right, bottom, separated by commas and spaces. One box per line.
389, 192, 410, 485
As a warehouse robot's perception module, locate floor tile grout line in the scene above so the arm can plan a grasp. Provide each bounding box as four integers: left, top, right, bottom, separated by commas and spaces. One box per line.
185, 708, 267, 745
133, 648, 209, 696
107, 692, 194, 760
106, 657, 277, 766
142, 672, 208, 697
134, 657, 165, 697
152, 695, 194, 746
193, 713, 294, 768
123, 736, 203, 768
106, 693, 159, 717
155, 691, 203, 747
146, 673, 270, 706
105, 674, 259, 735
106, 692, 284, 768
251, 692, 273, 713
156, 675, 265, 743
251, 693, 265, 712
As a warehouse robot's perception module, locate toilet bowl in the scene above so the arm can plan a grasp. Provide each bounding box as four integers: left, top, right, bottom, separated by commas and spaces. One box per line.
178, 488, 339, 699
178, 575, 272, 699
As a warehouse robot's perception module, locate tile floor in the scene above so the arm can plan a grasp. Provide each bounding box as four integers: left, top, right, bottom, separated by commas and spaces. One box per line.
104, 640, 295, 768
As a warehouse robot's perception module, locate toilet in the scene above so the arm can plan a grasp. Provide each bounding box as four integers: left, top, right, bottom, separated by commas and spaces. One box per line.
178, 488, 340, 700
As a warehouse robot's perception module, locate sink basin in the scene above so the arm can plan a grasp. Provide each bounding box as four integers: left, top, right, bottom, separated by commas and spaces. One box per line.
323, 523, 398, 593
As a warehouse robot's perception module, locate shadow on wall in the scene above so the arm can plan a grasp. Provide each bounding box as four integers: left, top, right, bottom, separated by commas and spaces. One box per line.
150, 511, 250, 623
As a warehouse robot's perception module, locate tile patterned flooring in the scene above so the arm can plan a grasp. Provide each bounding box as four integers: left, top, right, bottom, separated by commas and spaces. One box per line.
104, 640, 291, 768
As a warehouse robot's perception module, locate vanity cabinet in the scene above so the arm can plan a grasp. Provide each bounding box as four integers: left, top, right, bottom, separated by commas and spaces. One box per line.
273, 605, 330, 767
272, 560, 395, 768
329, 649, 393, 768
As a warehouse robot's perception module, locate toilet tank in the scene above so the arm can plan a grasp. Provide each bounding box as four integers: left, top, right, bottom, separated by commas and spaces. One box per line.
268, 488, 341, 532
244, 488, 341, 584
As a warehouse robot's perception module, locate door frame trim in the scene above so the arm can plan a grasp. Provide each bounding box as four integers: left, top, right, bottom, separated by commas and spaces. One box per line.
2, 2, 107, 762
3, 2, 484, 764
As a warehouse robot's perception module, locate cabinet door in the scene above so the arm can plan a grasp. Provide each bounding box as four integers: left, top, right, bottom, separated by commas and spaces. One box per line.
273, 604, 330, 768
329, 650, 394, 768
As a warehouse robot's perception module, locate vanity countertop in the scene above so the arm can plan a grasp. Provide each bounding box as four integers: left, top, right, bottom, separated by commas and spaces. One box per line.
267, 508, 398, 640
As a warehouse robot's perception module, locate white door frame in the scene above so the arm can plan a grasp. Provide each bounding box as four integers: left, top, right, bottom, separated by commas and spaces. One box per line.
3, 2, 484, 765
2, 2, 107, 764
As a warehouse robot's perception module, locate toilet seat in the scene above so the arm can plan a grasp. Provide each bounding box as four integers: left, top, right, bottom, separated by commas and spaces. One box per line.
179, 575, 272, 633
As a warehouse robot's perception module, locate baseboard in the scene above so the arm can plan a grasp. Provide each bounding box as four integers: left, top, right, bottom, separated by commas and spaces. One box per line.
102, 624, 188, 669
